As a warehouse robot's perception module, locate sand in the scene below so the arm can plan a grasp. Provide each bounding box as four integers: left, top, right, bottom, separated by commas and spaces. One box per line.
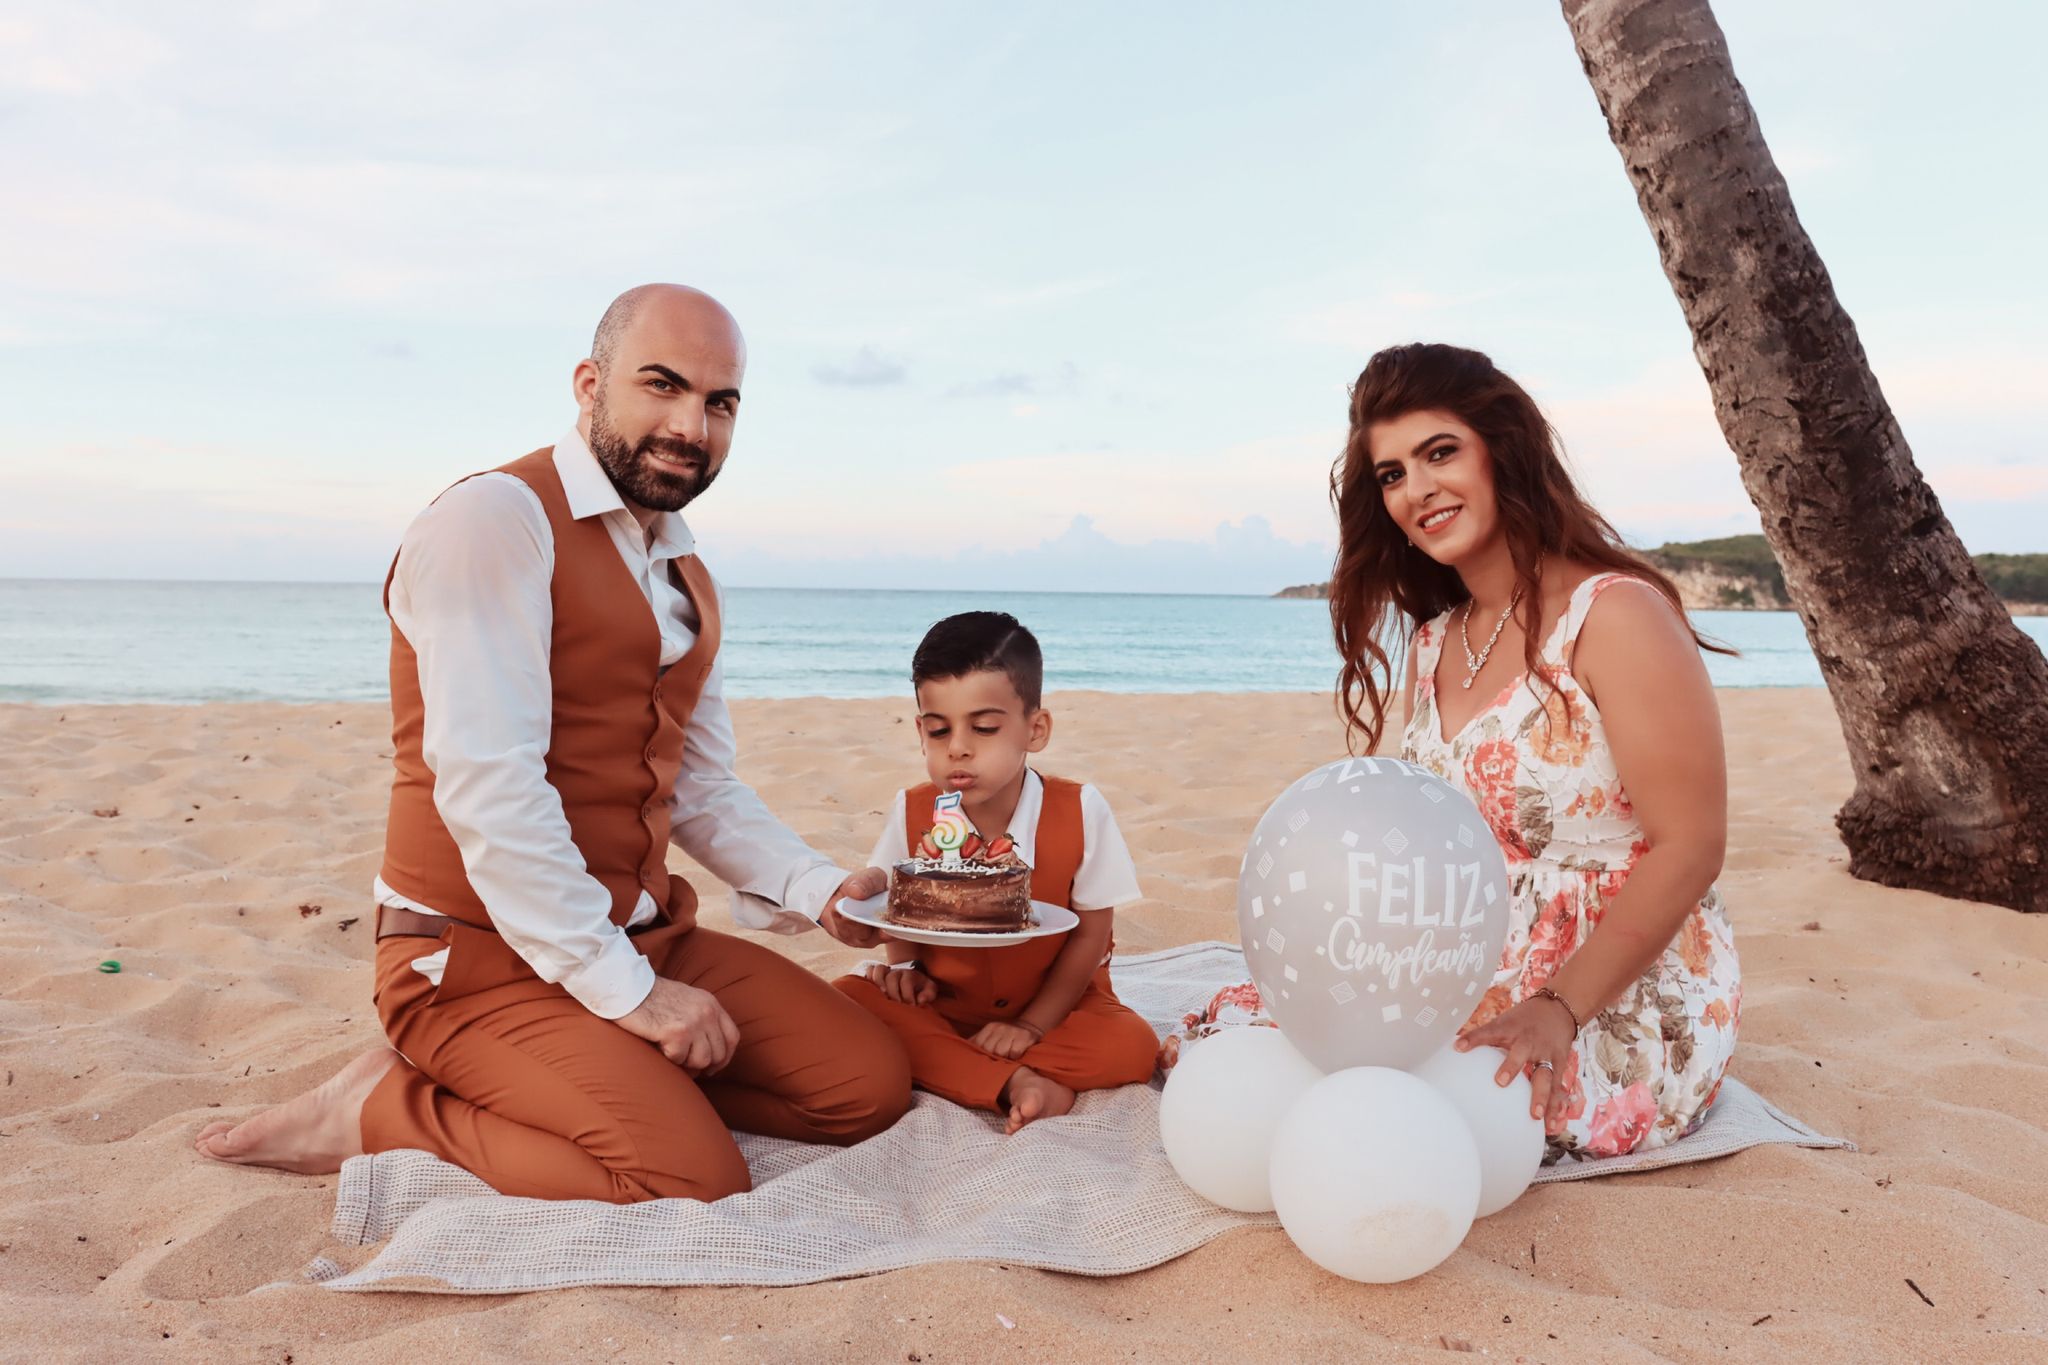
1, 689, 2044, 1362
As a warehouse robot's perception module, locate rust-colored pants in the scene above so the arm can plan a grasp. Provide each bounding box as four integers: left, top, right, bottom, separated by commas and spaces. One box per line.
361, 919, 912, 1203
835, 964, 1158, 1111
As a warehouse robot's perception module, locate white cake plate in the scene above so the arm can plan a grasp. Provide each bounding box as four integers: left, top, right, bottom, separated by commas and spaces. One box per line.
834, 892, 1079, 949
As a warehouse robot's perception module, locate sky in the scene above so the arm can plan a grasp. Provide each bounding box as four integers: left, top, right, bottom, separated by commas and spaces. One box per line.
1, 1, 2042, 593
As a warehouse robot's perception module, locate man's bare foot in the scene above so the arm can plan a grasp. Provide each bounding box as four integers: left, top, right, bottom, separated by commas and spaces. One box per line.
1001, 1067, 1075, 1135
194, 1048, 400, 1174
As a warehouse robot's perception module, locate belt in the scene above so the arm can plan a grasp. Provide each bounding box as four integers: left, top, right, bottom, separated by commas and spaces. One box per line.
373, 904, 667, 941
375, 905, 470, 941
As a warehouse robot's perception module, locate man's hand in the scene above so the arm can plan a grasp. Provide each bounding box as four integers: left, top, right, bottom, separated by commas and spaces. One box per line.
970, 1020, 1040, 1061
864, 961, 937, 1006
819, 867, 888, 948
614, 977, 741, 1076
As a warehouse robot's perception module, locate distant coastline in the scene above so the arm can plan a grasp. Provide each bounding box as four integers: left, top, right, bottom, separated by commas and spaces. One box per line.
1275, 535, 2048, 615
3, 577, 2045, 703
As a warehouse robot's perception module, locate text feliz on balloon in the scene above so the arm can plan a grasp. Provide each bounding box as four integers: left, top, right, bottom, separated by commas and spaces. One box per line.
1237, 755, 1510, 1072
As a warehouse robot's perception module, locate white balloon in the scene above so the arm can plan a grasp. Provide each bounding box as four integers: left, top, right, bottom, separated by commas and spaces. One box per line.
1269, 1068, 1480, 1282
1410, 1044, 1546, 1218
1160, 1027, 1324, 1213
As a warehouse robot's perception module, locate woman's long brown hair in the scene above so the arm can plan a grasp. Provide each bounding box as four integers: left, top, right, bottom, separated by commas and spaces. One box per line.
1329, 342, 1730, 753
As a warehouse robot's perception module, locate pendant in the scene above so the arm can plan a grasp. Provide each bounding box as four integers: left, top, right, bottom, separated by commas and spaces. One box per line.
1462, 676, 1475, 690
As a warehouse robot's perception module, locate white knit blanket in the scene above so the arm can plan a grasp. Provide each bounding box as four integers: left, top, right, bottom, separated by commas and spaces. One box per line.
310, 942, 1849, 1293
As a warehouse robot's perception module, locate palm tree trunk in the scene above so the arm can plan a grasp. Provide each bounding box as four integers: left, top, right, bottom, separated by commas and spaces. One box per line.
1561, 0, 2048, 911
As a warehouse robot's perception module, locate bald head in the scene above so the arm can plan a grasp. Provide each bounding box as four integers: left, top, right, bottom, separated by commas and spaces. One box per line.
590, 284, 744, 378
576, 284, 748, 517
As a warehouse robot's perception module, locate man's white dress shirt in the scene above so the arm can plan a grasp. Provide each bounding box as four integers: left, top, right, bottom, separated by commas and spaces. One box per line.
372, 428, 846, 1019
865, 770, 1143, 912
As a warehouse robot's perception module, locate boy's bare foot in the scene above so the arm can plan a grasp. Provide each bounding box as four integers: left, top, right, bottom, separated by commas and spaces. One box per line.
1001, 1067, 1075, 1135
194, 1048, 400, 1174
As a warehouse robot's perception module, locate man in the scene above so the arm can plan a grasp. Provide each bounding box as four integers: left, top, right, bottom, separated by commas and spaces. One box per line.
195, 284, 911, 1202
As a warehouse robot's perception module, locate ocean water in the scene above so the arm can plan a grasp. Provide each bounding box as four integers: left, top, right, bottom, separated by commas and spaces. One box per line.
1, 579, 2043, 705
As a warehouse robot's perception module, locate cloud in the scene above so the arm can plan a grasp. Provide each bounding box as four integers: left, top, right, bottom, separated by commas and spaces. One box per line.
0, 12, 175, 96
811, 346, 908, 387
1923, 462, 2048, 503
1769, 136, 1849, 179
1535, 362, 1753, 540
1873, 347, 2048, 418
0, 10, 906, 329
1282, 286, 1497, 353
4, 0, 2041, 587
0, 439, 420, 581
913, 432, 1343, 547
684, 424, 1347, 596
1533, 350, 2048, 550
974, 276, 1119, 311
950, 372, 1033, 397
947, 360, 1080, 399
712, 513, 1333, 596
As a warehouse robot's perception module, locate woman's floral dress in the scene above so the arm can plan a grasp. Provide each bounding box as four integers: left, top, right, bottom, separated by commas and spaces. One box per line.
1404, 573, 1741, 1159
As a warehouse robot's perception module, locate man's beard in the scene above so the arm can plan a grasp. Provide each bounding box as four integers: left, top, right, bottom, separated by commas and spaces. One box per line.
587, 394, 719, 512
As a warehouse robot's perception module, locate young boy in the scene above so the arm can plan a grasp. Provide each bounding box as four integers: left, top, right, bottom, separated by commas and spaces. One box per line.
834, 612, 1159, 1133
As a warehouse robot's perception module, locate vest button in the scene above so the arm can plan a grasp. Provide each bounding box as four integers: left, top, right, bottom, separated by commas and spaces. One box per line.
994, 998, 1009, 1008
644, 746, 656, 762
652, 685, 664, 701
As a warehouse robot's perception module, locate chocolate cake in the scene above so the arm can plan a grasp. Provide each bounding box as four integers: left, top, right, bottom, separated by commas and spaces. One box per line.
886, 857, 1033, 933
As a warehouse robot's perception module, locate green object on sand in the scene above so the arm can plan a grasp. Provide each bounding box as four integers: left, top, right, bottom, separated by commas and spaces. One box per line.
97, 960, 121, 974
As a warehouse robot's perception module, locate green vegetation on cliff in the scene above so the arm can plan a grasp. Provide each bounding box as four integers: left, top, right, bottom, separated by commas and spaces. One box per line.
1648, 535, 2046, 608
1645, 536, 1786, 599
1975, 553, 2048, 604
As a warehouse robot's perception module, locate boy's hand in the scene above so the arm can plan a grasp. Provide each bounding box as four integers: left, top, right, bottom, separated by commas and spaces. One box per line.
864, 961, 937, 1006
821, 867, 889, 948
970, 1020, 1041, 1060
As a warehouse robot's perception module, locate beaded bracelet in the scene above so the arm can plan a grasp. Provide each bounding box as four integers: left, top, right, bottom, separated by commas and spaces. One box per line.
1531, 986, 1583, 1035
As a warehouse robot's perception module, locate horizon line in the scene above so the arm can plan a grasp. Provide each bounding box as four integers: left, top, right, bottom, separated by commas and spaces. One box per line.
0, 575, 1324, 600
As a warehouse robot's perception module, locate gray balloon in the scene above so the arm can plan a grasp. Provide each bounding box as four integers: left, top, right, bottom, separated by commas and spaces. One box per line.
1236, 756, 1511, 1072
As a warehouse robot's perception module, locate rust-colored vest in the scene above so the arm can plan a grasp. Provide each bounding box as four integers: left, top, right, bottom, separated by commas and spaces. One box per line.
379, 447, 722, 938
904, 774, 1086, 1021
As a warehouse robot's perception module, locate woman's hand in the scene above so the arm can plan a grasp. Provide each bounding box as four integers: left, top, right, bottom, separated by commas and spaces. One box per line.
1456, 994, 1577, 1134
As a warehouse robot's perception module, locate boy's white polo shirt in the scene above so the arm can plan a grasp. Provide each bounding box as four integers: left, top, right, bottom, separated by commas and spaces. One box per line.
866, 769, 1142, 912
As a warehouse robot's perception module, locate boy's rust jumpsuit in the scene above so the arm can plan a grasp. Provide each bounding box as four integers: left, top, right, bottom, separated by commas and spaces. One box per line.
835, 776, 1159, 1110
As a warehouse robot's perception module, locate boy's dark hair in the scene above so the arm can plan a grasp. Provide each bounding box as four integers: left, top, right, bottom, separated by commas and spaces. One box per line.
912, 612, 1043, 710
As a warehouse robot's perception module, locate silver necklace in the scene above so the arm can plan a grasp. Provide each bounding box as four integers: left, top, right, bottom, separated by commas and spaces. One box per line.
1458, 587, 1523, 690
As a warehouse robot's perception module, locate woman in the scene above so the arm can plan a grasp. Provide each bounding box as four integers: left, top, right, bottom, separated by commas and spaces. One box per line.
1331, 342, 1740, 1159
